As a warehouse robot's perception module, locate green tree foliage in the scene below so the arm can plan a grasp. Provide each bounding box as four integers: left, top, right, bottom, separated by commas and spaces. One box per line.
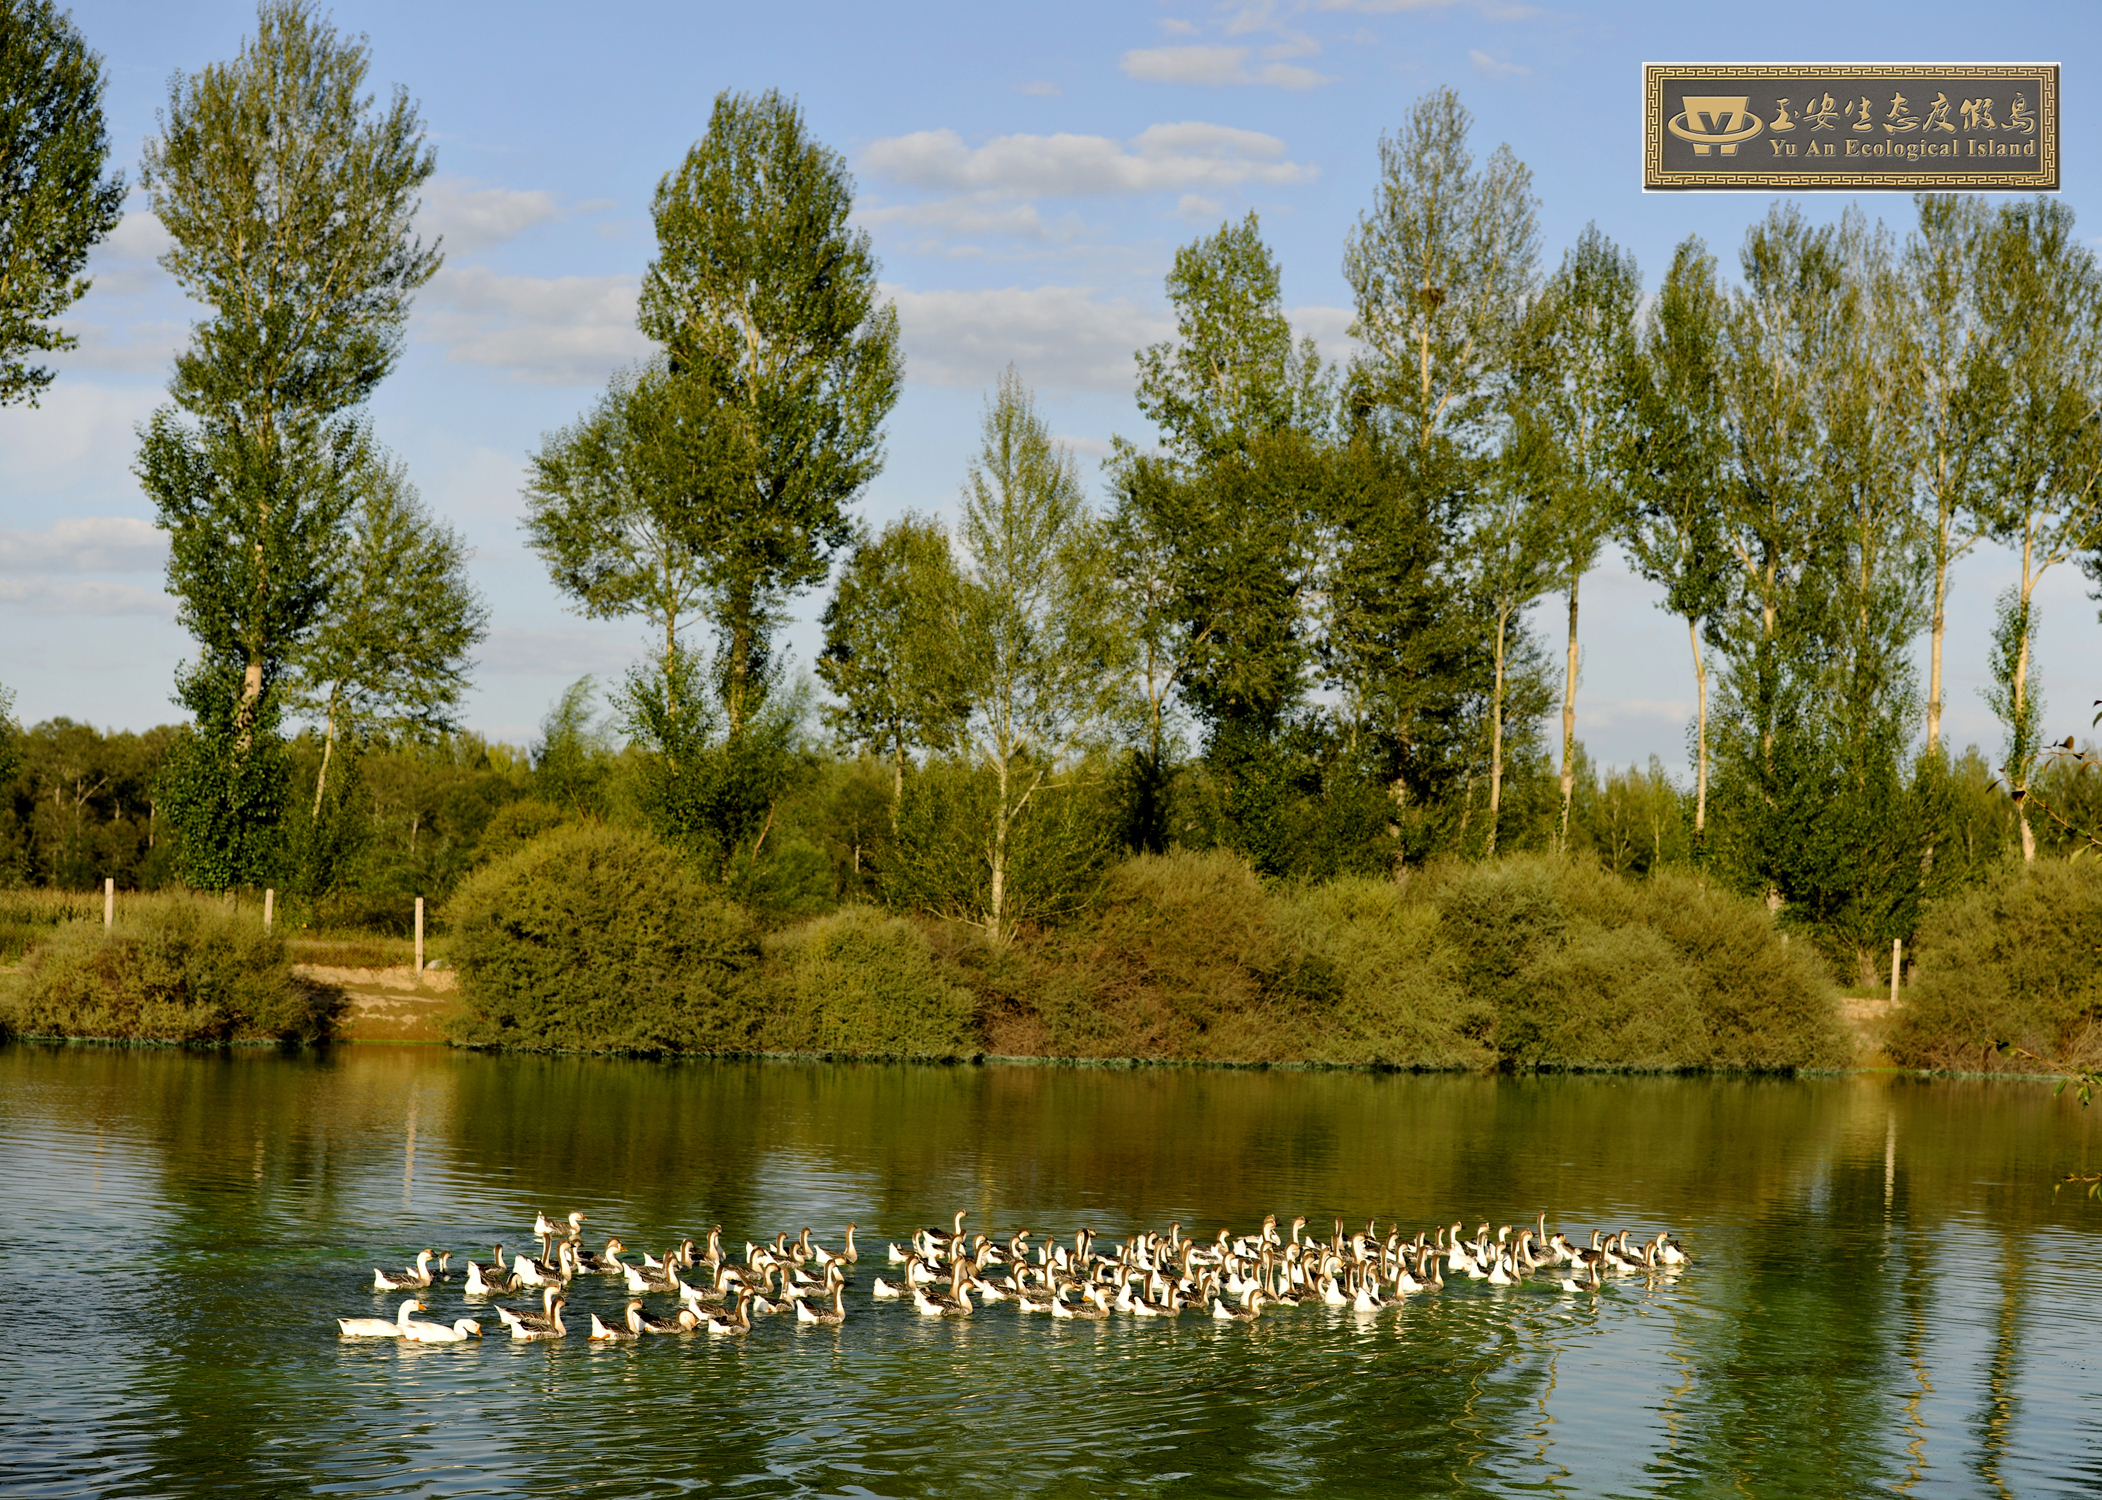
0, 0, 123, 406
531, 677, 613, 820
762, 904, 977, 1057
286, 454, 487, 896
1619, 238, 1731, 844
635, 87, 902, 734
941, 369, 1131, 941
1522, 224, 1640, 847
138, 1, 439, 888
1971, 198, 2102, 861
817, 513, 968, 825
447, 823, 760, 1053
1110, 213, 1333, 865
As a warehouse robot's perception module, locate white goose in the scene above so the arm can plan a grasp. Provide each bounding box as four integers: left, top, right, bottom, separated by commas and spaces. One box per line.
405, 1313, 482, 1343
339, 1297, 424, 1337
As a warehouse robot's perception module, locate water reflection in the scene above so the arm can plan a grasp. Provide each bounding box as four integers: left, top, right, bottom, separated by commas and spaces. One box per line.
1, 1045, 2097, 1497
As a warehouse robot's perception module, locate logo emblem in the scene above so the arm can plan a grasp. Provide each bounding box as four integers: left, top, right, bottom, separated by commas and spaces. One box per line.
1667, 95, 1764, 155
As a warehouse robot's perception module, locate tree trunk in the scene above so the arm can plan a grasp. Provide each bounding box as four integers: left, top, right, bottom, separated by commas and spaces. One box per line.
1927, 507, 1951, 757
988, 752, 1009, 944
1688, 616, 1709, 841
1557, 577, 1580, 851
890, 727, 905, 836
1486, 600, 1509, 858
2014, 523, 2037, 865
311, 698, 338, 820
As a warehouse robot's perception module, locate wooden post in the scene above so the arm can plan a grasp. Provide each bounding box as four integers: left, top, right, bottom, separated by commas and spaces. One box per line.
104, 877, 113, 933
415, 896, 425, 975
1891, 937, 1902, 1005
263, 888, 275, 930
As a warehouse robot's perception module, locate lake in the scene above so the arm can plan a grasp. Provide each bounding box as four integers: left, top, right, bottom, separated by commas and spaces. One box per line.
3, 1043, 2098, 1497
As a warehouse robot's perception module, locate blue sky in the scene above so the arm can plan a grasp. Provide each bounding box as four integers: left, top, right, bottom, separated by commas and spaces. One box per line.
2, 0, 2097, 777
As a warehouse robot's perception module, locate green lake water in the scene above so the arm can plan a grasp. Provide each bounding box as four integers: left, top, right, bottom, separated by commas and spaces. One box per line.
3, 1043, 2099, 1497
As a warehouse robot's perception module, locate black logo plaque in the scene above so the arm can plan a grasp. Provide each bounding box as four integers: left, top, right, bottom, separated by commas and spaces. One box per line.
1643, 64, 2058, 191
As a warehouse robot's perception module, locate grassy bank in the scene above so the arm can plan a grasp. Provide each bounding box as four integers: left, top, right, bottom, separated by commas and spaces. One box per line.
21, 830, 2095, 1072
0, 893, 342, 1044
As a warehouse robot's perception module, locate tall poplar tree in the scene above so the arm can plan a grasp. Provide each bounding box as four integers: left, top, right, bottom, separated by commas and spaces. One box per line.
1343, 86, 1541, 854
1524, 224, 1640, 848
1109, 212, 1330, 865
1620, 238, 1731, 846
635, 88, 901, 736
138, 1, 438, 887
0, 0, 123, 407
1973, 197, 2102, 862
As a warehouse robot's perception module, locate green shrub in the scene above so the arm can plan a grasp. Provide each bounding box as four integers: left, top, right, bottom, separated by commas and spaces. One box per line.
446, 823, 760, 1053
2, 900, 338, 1043
1892, 861, 2102, 1071
763, 905, 977, 1057
1426, 855, 1844, 1071
1274, 877, 1490, 1068
1027, 849, 1303, 1061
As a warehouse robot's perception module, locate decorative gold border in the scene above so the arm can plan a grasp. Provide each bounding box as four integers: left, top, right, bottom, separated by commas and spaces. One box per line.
1642, 63, 2059, 191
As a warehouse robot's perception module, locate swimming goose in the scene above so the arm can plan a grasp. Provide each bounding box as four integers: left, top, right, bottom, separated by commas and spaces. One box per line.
702, 1289, 753, 1335
373, 1250, 438, 1291
626, 1298, 684, 1335
912, 1264, 973, 1317
464, 1247, 519, 1296
1212, 1289, 1267, 1323
534, 1211, 587, 1242
642, 1239, 697, 1272
624, 1251, 681, 1295
405, 1314, 482, 1343
792, 1275, 848, 1326
339, 1297, 424, 1337
498, 1287, 568, 1341
574, 1237, 627, 1274
587, 1311, 640, 1341
1049, 1286, 1111, 1320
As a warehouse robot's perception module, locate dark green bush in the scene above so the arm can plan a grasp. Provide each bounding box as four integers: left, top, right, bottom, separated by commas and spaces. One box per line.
2, 900, 338, 1043
762, 905, 977, 1057
446, 823, 760, 1053
1891, 861, 2102, 1071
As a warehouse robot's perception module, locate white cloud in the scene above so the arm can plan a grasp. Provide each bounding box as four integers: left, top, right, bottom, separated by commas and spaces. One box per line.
885, 284, 1171, 393
416, 266, 650, 385
858, 197, 1055, 240
477, 625, 644, 677
0, 516, 165, 575
1120, 45, 1333, 88
82, 210, 173, 299
0, 577, 173, 616
1178, 193, 1225, 220
1160, 16, 1200, 35
1123, 45, 1252, 85
862, 122, 1314, 198
54, 319, 187, 377
0, 383, 162, 482
1019, 80, 1061, 97
1289, 304, 1360, 365
1469, 48, 1531, 79
418, 177, 565, 255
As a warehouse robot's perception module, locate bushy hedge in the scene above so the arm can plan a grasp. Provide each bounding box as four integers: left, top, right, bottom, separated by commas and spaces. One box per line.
1890, 861, 2102, 1071
989, 850, 1843, 1071
447, 823, 760, 1053
2, 899, 339, 1043
762, 905, 977, 1057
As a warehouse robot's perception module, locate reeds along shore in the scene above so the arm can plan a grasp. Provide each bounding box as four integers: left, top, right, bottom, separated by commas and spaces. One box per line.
5, 833, 2099, 1074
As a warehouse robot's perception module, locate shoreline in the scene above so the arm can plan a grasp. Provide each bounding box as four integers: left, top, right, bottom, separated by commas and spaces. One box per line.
0, 1032, 2072, 1086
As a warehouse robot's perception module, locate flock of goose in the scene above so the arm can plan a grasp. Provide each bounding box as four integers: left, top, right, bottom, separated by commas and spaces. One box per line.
338, 1207, 1688, 1344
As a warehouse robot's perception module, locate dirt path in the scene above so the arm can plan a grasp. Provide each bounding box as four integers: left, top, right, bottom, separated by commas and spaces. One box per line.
296, 965, 458, 1043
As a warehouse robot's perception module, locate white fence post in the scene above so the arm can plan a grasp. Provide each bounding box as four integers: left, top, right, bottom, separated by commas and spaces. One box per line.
263, 888, 275, 930
415, 896, 425, 975
1891, 937, 1902, 1005
104, 877, 113, 933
